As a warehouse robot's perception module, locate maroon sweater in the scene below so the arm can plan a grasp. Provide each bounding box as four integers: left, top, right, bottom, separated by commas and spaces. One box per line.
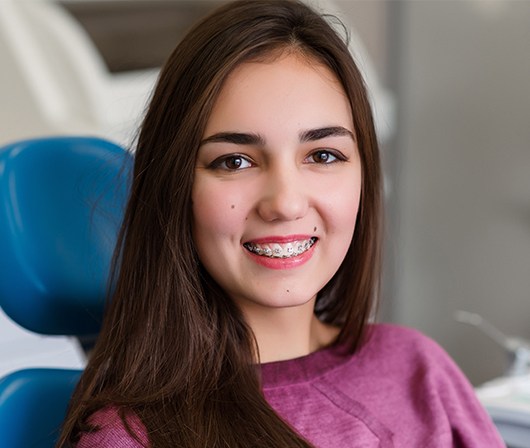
77, 324, 505, 447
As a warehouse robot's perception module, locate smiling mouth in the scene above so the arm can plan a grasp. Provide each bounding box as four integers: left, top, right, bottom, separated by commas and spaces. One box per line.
243, 237, 317, 259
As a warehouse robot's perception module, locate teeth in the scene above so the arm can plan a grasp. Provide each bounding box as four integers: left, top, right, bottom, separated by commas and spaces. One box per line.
244, 238, 317, 258
272, 244, 282, 257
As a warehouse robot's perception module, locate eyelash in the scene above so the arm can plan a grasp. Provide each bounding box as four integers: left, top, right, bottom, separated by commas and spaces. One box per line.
305, 150, 347, 165
208, 149, 347, 172
208, 154, 254, 171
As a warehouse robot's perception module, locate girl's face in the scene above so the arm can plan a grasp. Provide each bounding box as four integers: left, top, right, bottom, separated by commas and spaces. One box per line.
192, 53, 361, 319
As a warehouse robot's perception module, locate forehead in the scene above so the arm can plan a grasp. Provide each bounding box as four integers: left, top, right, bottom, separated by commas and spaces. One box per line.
204, 53, 353, 138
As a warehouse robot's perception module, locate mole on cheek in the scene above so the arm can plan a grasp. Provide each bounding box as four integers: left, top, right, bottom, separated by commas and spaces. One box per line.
313, 226, 317, 232
231, 205, 235, 209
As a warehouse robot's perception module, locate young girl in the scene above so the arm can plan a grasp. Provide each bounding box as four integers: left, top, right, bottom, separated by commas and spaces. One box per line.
57, 1, 505, 447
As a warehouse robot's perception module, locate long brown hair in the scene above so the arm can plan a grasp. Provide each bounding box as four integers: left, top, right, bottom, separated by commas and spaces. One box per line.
57, 1, 382, 446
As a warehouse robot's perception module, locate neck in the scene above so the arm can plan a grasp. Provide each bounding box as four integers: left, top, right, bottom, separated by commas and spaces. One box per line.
242, 299, 340, 363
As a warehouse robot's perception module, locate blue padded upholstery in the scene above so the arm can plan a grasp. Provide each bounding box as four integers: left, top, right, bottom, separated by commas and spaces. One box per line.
0, 368, 82, 448
0, 136, 132, 448
0, 136, 132, 335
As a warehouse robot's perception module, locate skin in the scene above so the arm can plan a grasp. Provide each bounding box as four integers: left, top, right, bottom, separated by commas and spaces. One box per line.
192, 53, 362, 362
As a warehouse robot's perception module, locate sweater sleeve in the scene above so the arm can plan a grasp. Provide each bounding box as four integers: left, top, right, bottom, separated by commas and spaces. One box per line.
420, 333, 506, 448
76, 407, 149, 448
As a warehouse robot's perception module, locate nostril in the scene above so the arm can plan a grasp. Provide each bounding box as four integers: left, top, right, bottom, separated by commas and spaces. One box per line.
256, 188, 309, 222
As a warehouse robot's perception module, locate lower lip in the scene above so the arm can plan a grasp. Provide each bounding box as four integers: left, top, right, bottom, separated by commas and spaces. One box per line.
244, 242, 316, 270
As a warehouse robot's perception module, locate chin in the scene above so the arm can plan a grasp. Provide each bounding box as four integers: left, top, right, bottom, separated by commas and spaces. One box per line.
242, 288, 319, 311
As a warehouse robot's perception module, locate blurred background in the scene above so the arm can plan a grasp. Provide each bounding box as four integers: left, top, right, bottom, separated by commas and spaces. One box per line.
0, 0, 529, 388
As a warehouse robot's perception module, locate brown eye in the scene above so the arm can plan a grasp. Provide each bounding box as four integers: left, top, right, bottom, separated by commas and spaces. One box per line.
225, 156, 244, 169
209, 154, 253, 171
309, 150, 338, 164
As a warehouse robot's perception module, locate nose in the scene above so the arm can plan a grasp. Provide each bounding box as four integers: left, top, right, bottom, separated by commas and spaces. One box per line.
256, 167, 308, 222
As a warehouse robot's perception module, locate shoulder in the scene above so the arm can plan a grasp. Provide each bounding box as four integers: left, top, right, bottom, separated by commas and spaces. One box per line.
364, 322, 439, 349
354, 324, 481, 415
360, 323, 454, 368
337, 323, 474, 394
334, 324, 504, 446
76, 406, 148, 448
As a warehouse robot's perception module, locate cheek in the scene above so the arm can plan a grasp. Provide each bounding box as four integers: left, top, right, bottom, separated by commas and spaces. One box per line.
329, 198, 360, 245
325, 187, 361, 271
192, 181, 248, 245
318, 171, 362, 235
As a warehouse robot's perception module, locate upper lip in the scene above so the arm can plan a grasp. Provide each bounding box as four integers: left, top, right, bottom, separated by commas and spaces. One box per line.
244, 235, 315, 244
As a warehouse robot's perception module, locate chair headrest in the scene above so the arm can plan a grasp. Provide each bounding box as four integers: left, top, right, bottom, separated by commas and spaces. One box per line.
0, 136, 133, 336
0, 368, 83, 446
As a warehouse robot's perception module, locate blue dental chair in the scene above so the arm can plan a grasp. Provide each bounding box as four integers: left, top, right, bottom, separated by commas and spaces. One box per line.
0, 136, 132, 448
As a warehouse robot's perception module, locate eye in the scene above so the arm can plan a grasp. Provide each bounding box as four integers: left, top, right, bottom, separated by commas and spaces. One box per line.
306, 150, 344, 164
209, 154, 253, 171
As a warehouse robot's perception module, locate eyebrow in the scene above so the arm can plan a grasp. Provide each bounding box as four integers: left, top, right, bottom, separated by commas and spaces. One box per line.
200, 126, 354, 147
200, 132, 265, 146
299, 126, 354, 143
